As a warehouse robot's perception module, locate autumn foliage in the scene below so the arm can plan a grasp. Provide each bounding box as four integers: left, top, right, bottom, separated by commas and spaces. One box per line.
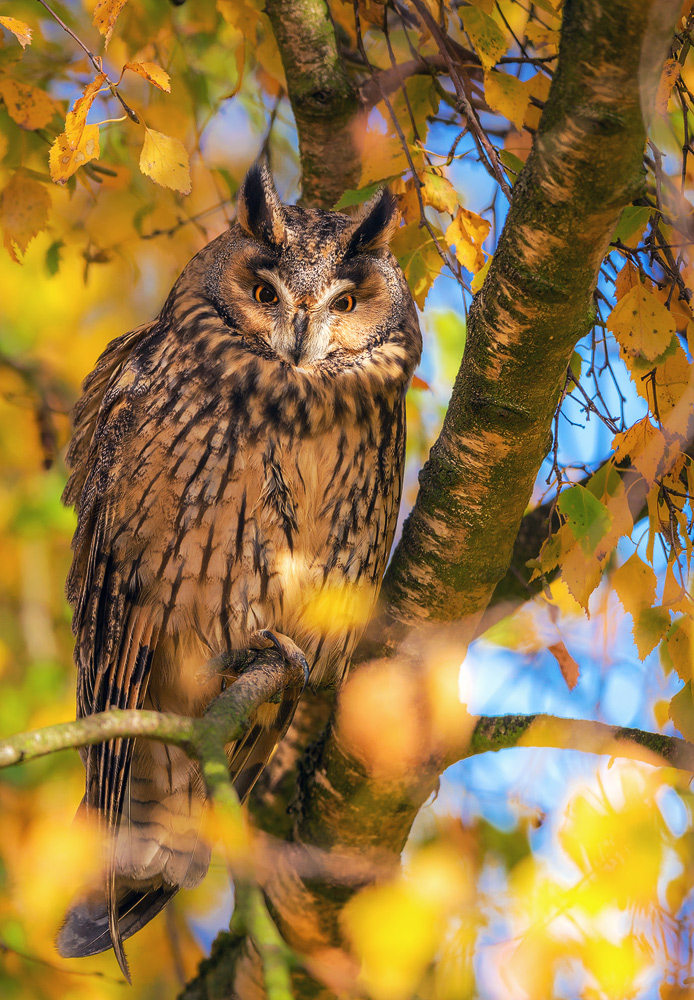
2, 0, 694, 998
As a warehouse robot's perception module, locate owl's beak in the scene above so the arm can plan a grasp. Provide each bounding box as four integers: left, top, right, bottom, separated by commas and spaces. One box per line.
291, 307, 309, 365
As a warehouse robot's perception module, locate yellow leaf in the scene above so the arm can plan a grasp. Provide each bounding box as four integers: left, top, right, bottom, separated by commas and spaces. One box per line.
461, 7, 507, 70
0, 172, 51, 262
360, 130, 411, 186
612, 552, 656, 620
419, 169, 459, 214
560, 544, 602, 613
391, 221, 445, 308
49, 124, 100, 183
614, 259, 641, 300
124, 60, 171, 92
670, 680, 694, 741
445, 206, 491, 274
139, 127, 191, 195
67, 72, 106, 140
664, 616, 694, 681
0, 16, 32, 48
607, 282, 676, 361
655, 344, 694, 440
0, 78, 58, 130
611, 418, 669, 486
655, 58, 681, 117
343, 878, 441, 999
484, 70, 531, 130
662, 560, 692, 614
92, 0, 128, 47
471, 253, 491, 291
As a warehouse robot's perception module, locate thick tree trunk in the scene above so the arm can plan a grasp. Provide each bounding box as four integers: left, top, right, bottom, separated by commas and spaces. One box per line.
181, 1, 681, 996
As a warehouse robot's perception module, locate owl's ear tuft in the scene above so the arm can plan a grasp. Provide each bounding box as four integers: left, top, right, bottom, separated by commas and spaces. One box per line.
342, 188, 399, 257
237, 163, 287, 246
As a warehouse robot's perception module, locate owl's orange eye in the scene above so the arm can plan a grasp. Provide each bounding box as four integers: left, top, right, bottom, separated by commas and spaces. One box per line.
331, 294, 355, 313
254, 284, 278, 305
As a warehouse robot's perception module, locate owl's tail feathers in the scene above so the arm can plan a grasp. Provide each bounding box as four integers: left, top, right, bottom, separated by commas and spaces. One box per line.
56, 883, 177, 978
56, 742, 210, 980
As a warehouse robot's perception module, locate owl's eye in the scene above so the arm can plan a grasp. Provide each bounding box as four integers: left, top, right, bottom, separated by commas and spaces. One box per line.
254, 283, 278, 305
331, 293, 356, 313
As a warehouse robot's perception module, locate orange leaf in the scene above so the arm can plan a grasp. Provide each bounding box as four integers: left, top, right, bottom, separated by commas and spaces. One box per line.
0, 78, 58, 130
0, 172, 51, 262
0, 16, 32, 48
124, 61, 171, 92
49, 74, 106, 183
655, 58, 681, 118
548, 641, 580, 690
612, 418, 669, 486
411, 374, 430, 390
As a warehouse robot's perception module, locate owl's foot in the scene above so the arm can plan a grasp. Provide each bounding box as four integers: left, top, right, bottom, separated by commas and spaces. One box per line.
249, 629, 310, 688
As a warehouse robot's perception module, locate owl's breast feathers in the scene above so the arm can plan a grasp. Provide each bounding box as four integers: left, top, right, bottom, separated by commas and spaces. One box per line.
65, 284, 421, 692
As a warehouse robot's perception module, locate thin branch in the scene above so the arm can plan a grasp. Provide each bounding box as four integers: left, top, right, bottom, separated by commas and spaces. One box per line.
408, 0, 513, 199
34, 0, 140, 123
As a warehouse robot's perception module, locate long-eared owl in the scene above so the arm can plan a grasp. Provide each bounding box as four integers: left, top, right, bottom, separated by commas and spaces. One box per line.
56, 164, 422, 975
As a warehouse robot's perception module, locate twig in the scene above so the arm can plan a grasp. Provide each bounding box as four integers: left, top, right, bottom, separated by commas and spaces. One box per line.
409, 0, 513, 199
34, 0, 140, 123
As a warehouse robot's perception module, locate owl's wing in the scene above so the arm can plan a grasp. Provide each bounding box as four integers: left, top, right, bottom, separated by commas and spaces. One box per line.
63, 323, 161, 978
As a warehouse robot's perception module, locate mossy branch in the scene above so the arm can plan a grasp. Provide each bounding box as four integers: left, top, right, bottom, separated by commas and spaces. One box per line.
0, 650, 300, 770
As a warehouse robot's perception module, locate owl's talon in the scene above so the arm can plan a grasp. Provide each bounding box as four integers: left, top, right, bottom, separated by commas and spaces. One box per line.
249, 629, 310, 687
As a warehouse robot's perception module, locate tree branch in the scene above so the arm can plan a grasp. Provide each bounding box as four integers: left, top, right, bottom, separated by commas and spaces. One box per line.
263, 0, 361, 208
461, 714, 694, 771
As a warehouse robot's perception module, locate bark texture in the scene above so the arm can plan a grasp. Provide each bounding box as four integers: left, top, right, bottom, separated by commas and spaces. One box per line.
264, 0, 361, 208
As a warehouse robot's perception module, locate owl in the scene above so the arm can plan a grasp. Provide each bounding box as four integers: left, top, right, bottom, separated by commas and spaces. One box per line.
56, 164, 422, 977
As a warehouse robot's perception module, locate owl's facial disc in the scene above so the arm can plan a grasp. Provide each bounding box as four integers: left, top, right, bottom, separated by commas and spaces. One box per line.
252, 268, 377, 367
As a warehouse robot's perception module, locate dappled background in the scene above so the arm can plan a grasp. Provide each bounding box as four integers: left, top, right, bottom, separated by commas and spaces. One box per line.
1, 0, 694, 997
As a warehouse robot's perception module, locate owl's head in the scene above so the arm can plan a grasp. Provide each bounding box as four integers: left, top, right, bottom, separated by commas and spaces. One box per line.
203, 164, 413, 368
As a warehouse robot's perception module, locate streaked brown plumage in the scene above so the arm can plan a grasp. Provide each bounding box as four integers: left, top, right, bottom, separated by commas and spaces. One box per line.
57, 164, 422, 976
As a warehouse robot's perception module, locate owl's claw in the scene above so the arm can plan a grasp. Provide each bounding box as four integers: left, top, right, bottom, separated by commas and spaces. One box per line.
249, 629, 310, 688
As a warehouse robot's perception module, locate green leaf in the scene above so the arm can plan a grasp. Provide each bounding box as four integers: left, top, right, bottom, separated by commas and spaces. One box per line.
44, 239, 63, 276
334, 183, 381, 210
633, 606, 671, 660
499, 149, 524, 183
612, 206, 650, 244
568, 350, 582, 392
557, 484, 612, 555
670, 680, 694, 741
461, 8, 507, 70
